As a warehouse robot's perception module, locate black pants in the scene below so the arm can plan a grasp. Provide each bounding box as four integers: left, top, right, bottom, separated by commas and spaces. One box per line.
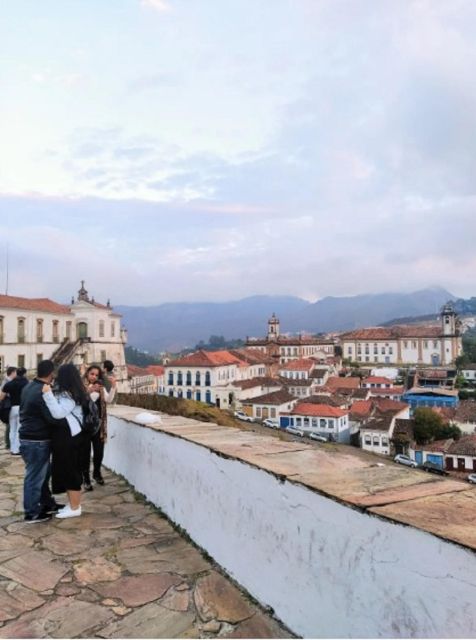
81, 431, 104, 480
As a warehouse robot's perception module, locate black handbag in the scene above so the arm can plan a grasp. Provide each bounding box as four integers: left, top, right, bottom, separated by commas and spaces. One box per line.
0, 396, 12, 424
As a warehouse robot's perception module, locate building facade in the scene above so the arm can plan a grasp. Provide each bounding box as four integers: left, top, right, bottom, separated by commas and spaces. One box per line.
341, 303, 462, 366
0, 282, 129, 390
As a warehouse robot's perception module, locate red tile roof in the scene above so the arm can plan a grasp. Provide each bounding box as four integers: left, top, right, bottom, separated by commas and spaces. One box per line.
342, 325, 442, 340
127, 364, 152, 377
350, 400, 373, 418
292, 403, 348, 418
0, 294, 72, 315
168, 350, 245, 368
416, 439, 454, 453
448, 435, 476, 456
363, 376, 393, 385
374, 398, 409, 415
326, 376, 361, 390
244, 390, 296, 406
279, 358, 315, 371
367, 387, 404, 396
145, 366, 165, 376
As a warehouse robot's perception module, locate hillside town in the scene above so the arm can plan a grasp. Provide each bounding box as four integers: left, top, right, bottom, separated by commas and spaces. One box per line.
2, 286, 474, 479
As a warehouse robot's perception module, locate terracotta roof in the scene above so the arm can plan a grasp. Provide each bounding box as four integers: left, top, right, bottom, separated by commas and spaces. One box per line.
350, 400, 373, 418
279, 358, 315, 372
415, 439, 454, 453
342, 325, 442, 340
363, 376, 393, 385
292, 403, 348, 418
374, 399, 409, 415
393, 418, 414, 439
228, 348, 275, 365
367, 387, 404, 396
310, 369, 329, 378
145, 366, 165, 376
462, 364, 476, 371
0, 294, 72, 315
168, 350, 245, 368
246, 336, 334, 346
448, 435, 476, 456
127, 364, 152, 377
231, 377, 280, 390
326, 376, 361, 390
454, 400, 476, 424
244, 390, 296, 406
305, 394, 348, 408
361, 416, 394, 432
351, 388, 371, 399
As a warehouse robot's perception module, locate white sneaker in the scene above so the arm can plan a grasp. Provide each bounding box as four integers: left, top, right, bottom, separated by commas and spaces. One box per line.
55, 505, 82, 519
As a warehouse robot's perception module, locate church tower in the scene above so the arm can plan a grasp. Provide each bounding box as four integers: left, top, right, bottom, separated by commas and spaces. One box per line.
267, 313, 280, 341
441, 302, 458, 336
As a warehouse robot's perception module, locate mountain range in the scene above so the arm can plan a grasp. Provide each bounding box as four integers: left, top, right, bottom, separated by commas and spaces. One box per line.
115, 287, 455, 353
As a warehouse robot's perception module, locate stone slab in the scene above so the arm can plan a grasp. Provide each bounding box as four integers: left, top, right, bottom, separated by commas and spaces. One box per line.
0, 583, 44, 622
74, 557, 122, 584
194, 571, 255, 623
92, 573, 183, 606
98, 602, 195, 639
0, 550, 68, 591
370, 490, 476, 550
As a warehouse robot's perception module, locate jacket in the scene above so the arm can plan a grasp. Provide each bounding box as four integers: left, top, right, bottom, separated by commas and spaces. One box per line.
3, 376, 28, 406
19, 379, 56, 440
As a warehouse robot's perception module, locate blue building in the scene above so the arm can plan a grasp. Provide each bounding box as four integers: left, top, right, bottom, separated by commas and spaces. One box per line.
402, 387, 459, 415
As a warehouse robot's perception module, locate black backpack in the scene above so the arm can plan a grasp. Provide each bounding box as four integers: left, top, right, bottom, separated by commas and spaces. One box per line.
81, 398, 101, 437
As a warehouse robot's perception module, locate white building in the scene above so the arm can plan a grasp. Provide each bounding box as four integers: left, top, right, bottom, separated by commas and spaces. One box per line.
360, 401, 410, 456
0, 282, 129, 390
341, 303, 462, 366
282, 403, 350, 443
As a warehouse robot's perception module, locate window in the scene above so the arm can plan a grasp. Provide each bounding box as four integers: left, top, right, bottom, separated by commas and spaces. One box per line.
169, 389, 174, 397
256, 407, 262, 418
433, 341, 438, 348
66, 321, 72, 340
177, 371, 183, 385
365, 345, 369, 354
168, 373, 174, 385
18, 354, 25, 368
403, 341, 408, 349
423, 341, 428, 349
365, 357, 369, 362
312, 418, 318, 427
52, 320, 59, 343
186, 371, 192, 386
364, 435, 371, 445
389, 347, 393, 355
17, 317, 26, 343
270, 408, 276, 418
205, 371, 211, 386
37, 319, 44, 342
347, 347, 352, 355
99, 320, 105, 338
195, 371, 201, 386
373, 436, 379, 446
296, 417, 302, 426
374, 357, 378, 363
412, 341, 417, 349
381, 347, 385, 354
382, 437, 389, 446
111, 322, 115, 337
320, 419, 326, 428
373, 344, 378, 354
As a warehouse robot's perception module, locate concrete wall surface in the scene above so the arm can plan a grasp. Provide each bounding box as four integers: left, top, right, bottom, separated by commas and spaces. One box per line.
104, 413, 476, 639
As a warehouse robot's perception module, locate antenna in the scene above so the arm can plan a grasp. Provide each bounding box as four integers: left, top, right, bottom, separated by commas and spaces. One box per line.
5, 243, 9, 295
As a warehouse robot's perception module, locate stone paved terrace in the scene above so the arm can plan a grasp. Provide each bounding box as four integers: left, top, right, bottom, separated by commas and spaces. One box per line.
0, 445, 292, 639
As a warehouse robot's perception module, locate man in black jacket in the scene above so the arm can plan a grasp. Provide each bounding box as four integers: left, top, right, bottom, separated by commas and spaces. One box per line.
19, 360, 63, 523
1, 367, 28, 455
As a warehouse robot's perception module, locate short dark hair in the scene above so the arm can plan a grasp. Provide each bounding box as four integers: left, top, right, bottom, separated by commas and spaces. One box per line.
16, 367, 27, 377
103, 360, 114, 373
37, 360, 55, 378
6, 367, 16, 377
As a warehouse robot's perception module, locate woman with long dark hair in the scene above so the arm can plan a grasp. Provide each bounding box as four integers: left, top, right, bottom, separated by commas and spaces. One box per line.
42, 363, 89, 519
81, 365, 111, 490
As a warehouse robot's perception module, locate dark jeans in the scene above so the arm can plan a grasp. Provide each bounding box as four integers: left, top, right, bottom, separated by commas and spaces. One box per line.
19, 439, 55, 518
81, 432, 105, 480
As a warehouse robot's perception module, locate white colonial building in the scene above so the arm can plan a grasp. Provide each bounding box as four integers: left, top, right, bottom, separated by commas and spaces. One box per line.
0, 282, 129, 390
246, 314, 335, 365
341, 303, 462, 366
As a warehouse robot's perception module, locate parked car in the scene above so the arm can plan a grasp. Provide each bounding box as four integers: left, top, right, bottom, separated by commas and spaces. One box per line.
308, 433, 328, 443
467, 473, 476, 484
418, 461, 449, 476
393, 454, 418, 468
233, 410, 254, 423
263, 418, 279, 429
285, 426, 305, 437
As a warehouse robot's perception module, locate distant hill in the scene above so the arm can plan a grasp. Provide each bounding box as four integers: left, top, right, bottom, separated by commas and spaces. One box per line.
115, 287, 455, 352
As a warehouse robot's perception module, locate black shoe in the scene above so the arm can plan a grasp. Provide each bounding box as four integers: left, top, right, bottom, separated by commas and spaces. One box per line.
93, 474, 105, 485
83, 482, 93, 492
24, 513, 52, 524
45, 503, 66, 514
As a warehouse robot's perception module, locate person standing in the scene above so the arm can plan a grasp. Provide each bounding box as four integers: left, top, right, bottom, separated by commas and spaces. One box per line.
1, 367, 17, 449
42, 364, 88, 519
19, 360, 63, 523
81, 365, 111, 489
102, 360, 117, 401
1, 367, 28, 455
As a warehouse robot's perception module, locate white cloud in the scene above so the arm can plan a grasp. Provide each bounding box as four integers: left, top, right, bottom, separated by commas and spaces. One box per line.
140, 0, 170, 12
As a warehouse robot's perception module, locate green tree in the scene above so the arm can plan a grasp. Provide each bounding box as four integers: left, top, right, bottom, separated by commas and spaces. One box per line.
413, 407, 461, 444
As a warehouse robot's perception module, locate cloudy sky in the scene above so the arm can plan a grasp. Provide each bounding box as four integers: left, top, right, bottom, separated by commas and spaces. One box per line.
0, 0, 475, 305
